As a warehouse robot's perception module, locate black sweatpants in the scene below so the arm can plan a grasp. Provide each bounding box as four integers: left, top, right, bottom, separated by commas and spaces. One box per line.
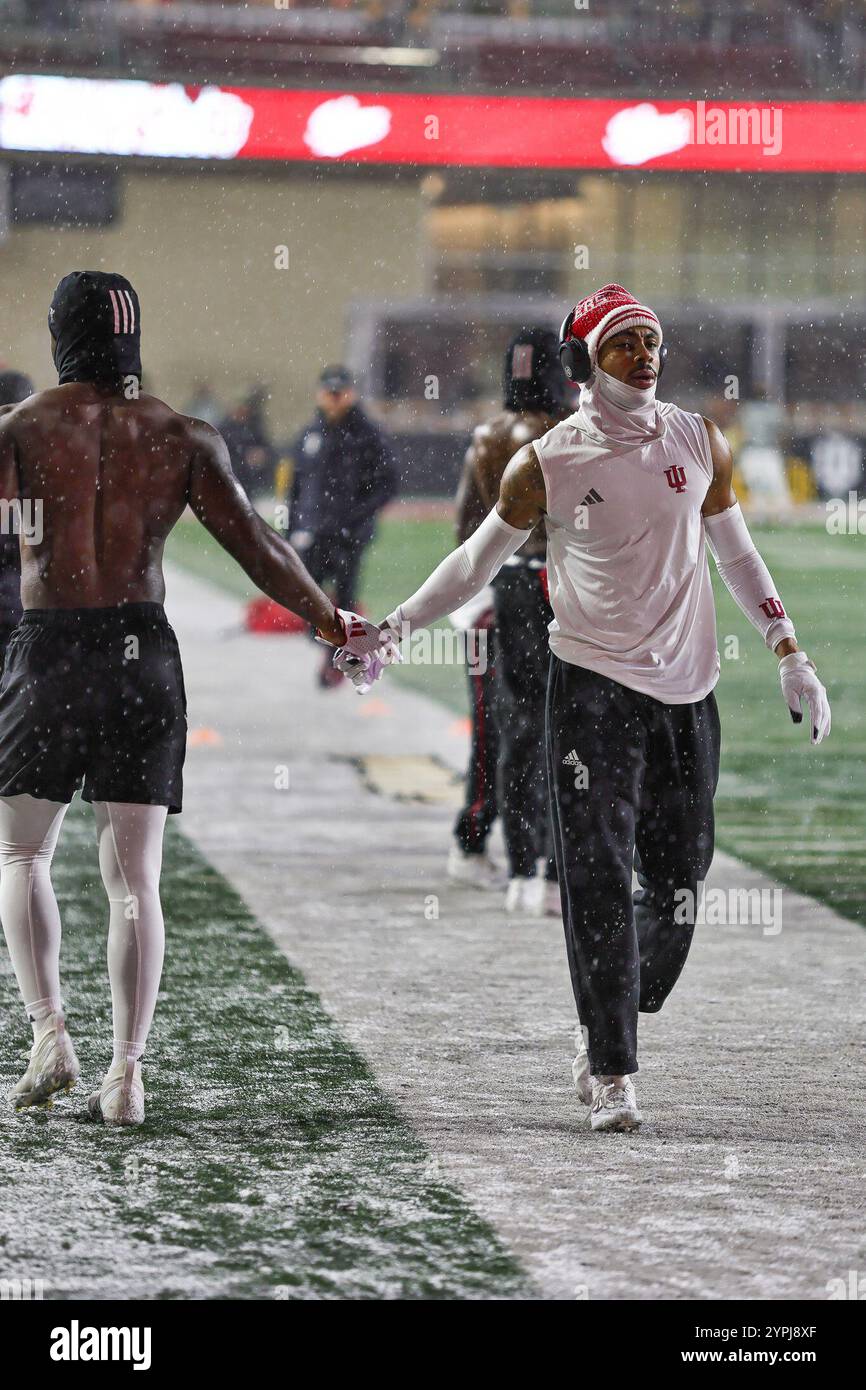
493, 564, 556, 879
0, 621, 18, 680
545, 655, 721, 1076
453, 621, 499, 854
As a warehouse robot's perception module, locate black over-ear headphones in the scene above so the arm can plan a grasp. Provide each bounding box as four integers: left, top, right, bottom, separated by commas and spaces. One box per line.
558, 308, 668, 383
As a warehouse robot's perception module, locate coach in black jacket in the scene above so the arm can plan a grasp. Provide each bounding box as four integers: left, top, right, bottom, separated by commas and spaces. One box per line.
290, 365, 398, 616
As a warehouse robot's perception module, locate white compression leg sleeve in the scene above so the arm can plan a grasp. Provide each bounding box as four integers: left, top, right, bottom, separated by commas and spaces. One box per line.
0, 794, 69, 1026
94, 802, 168, 1062
384, 506, 532, 633
703, 502, 796, 650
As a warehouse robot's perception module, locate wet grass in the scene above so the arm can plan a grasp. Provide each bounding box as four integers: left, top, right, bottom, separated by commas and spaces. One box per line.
708, 525, 865, 926
0, 804, 531, 1301
167, 513, 866, 926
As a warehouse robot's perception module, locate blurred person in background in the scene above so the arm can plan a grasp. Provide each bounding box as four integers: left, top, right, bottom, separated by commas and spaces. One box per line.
245, 384, 272, 446
290, 365, 397, 688
185, 381, 222, 429
468, 327, 568, 917
446, 451, 504, 891
0, 370, 34, 674
217, 390, 275, 500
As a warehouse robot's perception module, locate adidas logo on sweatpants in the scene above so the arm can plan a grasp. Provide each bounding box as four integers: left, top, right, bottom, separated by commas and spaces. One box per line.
562, 748, 589, 788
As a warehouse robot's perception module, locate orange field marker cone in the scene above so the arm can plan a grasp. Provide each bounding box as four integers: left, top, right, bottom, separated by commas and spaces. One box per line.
187, 727, 224, 746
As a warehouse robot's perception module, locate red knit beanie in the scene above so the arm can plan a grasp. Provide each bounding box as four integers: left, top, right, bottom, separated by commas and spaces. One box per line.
567, 284, 662, 366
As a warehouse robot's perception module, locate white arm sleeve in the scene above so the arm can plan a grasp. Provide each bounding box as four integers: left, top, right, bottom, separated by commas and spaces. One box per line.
703, 502, 795, 650
384, 507, 532, 633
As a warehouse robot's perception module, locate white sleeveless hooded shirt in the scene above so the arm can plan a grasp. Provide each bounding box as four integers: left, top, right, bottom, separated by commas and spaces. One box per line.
533, 370, 721, 704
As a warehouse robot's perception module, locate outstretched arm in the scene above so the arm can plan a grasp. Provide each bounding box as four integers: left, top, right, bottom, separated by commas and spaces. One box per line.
701, 416, 830, 743
187, 421, 345, 644
382, 442, 547, 635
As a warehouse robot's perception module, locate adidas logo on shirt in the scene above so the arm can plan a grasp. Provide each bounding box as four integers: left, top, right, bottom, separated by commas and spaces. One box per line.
562, 749, 583, 766
580, 488, 604, 507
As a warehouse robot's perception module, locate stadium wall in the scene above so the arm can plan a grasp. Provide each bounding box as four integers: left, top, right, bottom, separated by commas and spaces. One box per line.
0, 164, 427, 435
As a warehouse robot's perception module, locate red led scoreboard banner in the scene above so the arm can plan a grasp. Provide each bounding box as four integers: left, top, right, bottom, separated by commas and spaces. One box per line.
1, 76, 865, 172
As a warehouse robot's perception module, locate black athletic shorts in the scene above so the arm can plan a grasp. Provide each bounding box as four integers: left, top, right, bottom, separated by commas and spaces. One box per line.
0, 603, 187, 813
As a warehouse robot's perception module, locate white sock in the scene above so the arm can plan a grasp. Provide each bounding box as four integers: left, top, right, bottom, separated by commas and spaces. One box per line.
94, 802, 167, 1063
0, 794, 69, 1028
25, 996, 64, 1039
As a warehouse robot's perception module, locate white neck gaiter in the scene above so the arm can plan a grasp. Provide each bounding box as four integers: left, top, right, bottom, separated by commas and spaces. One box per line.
575, 366, 667, 449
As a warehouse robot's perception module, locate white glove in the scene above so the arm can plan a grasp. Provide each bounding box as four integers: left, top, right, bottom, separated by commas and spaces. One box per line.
327, 610, 402, 694
779, 651, 831, 745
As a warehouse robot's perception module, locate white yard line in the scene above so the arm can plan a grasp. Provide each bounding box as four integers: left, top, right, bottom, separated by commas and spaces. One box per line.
165, 565, 866, 1302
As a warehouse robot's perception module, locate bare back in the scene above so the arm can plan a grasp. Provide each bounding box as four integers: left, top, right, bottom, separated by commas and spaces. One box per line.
0, 384, 204, 609
0, 381, 346, 642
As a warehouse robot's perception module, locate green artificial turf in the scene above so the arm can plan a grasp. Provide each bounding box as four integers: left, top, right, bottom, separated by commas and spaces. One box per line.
0, 803, 531, 1301
4, 512, 856, 1301
166, 512, 866, 927
707, 525, 866, 926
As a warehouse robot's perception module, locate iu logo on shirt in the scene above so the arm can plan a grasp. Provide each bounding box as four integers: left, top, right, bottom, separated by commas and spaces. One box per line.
664, 465, 687, 493
760, 597, 786, 619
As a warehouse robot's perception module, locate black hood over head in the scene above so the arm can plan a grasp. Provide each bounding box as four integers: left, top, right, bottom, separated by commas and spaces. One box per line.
502, 326, 563, 414
49, 271, 141, 389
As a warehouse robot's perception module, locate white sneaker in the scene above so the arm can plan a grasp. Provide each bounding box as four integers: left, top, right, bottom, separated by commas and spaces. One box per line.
88, 1058, 145, 1127
545, 881, 562, 917
590, 1076, 642, 1132
571, 1027, 593, 1106
447, 843, 506, 890
11, 1012, 80, 1111
505, 875, 545, 917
